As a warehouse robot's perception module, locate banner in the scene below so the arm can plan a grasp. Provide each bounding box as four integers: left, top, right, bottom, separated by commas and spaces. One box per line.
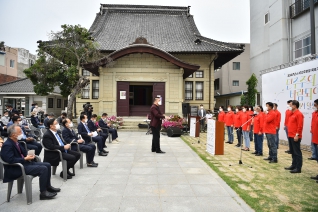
262, 59, 318, 145
190, 117, 196, 137
206, 119, 216, 155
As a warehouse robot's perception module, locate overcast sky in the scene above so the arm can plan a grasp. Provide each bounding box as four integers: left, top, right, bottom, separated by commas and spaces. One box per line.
0, 0, 250, 54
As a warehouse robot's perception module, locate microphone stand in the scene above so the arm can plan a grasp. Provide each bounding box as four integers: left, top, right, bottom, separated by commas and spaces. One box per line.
229, 115, 256, 168
193, 116, 207, 144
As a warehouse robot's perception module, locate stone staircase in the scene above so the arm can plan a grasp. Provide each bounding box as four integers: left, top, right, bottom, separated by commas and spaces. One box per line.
119, 116, 150, 132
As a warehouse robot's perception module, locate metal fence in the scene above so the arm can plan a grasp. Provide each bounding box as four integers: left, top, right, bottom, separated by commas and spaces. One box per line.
290, 0, 318, 18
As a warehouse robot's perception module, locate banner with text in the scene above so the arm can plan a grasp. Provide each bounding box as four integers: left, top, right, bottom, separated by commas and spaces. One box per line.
262, 59, 318, 145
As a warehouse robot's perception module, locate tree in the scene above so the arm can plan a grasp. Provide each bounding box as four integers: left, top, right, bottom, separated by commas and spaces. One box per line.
24, 24, 112, 119
245, 73, 258, 106
240, 94, 247, 105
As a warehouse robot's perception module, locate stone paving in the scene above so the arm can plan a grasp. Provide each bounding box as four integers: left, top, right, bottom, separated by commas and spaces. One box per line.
0, 132, 253, 212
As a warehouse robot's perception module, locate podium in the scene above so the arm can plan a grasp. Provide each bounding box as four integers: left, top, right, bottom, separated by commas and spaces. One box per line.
206, 119, 224, 155
189, 116, 200, 137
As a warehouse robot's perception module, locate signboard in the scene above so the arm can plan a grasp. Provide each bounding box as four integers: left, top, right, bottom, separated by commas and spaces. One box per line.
120, 91, 126, 99
190, 117, 196, 137
206, 119, 216, 155
262, 59, 318, 145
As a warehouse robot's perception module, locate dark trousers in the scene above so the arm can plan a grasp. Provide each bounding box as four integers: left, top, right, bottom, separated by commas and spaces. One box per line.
61, 150, 81, 170
26, 141, 42, 155
99, 132, 108, 143
254, 133, 264, 154
266, 133, 277, 160
24, 162, 51, 192
236, 128, 242, 146
200, 119, 205, 132
289, 137, 303, 171
92, 136, 105, 152
285, 126, 291, 150
109, 128, 118, 140
71, 143, 96, 164
249, 125, 254, 141
151, 125, 161, 152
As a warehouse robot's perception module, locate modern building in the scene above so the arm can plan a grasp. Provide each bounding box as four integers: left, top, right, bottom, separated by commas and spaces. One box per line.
250, 0, 317, 99
80, 4, 244, 117
17, 48, 36, 78
0, 78, 68, 117
0, 46, 19, 84
214, 44, 251, 108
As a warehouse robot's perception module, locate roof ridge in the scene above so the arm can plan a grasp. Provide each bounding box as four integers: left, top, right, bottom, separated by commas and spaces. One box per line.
0, 78, 28, 86
101, 4, 188, 10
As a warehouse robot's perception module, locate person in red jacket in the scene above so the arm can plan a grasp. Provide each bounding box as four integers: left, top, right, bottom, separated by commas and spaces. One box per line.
310, 99, 318, 182
233, 106, 243, 147
273, 103, 281, 149
284, 100, 293, 154
218, 106, 225, 122
263, 102, 278, 163
241, 105, 251, 151
248, 106, 254, 141
284, 100, 304, 173
252, 106, 264, 156
224, 105, 234, 144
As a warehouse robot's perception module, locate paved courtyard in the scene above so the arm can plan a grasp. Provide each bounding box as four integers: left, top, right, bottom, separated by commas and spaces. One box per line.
0, 132, 253, 212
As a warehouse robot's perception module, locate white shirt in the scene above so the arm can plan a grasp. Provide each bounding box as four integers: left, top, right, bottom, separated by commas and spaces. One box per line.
50, 129, 63, 146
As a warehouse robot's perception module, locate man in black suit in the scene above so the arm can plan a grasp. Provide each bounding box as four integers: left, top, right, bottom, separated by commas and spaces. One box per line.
77, 114, 108, 156
43, 112, 55, 129
1, 125, 60, 200
98, 113, 119, 142
0, 120, 8, 137
88, 114, 108, 143
5, 104, 18, 121
43, 118, 81, 179
62, 118, 98, 167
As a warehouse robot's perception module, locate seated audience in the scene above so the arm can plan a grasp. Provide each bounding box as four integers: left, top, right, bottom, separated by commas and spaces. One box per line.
44, 112, 55, 128
56, 112, 67, 125
1, 111, 10, 125
62, 118, 98, 167
1, 125, 60, 200
78, 114, 108, 156
98, 113, 119, 142
88, 114, 108, 143
43, 118, 81, 179
0, 120, 8, 137
31, 112, 45, 128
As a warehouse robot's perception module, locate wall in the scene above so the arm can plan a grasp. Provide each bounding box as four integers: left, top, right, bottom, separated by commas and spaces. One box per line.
17, 48, 36, 78
0, 47, 18, 79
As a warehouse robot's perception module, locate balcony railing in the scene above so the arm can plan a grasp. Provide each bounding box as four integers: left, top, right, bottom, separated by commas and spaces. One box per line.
290, 0, 318, 18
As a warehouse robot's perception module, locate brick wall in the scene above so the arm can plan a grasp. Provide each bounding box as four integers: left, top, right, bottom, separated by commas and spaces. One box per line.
0, 74, 20, 84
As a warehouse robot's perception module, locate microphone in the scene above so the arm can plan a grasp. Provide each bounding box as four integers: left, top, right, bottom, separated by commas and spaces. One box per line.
250, 114, 257, 116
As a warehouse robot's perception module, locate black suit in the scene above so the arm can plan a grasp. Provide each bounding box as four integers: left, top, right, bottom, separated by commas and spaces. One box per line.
77, 122, 105, 152
98, 119, 118, 140
62, 127, 96, 164
87, 120, 108, 142
43, 117, 49, 128
1, 138, 52, 192
0, 121, 8, 137
42, 130, 80, 170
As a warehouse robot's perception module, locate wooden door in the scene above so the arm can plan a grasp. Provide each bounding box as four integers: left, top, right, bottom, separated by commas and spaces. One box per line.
117, 82, 129, 116
153, 82, 165, 114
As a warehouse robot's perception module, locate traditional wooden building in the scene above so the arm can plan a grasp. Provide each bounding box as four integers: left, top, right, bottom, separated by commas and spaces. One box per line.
81, 4, 244, 116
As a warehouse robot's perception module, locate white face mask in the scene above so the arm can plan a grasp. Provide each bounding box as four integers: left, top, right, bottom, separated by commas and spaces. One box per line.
227, 108, 231, 112
69, 122, 74, 128
18, 121, 23, 126
200, 107, 203, 109
55, 124, 60, 130
288, 106, 292, 111
17, 134, 24, 140
4, 115, 8, 117
20, 116, 24, 119
35, 106, 38, 108
254, 111, 257, 114
84, 119, 88, 123
235, 109, 239, 112
219, 108, 223, 112
249, 108, 251, 111
242, 108, 246, 112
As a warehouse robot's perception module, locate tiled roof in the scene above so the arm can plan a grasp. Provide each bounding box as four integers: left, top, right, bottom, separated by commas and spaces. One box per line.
89, 4, 244, 53
0, 78, 61, 94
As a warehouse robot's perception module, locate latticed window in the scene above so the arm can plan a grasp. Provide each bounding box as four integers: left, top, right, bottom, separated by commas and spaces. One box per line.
195, 71, 204, 78
195, 82, 203, 100
82, 69, 90, 76
185, 81, 193, 100
92, 80, 99, 99
82, 84, 90, 99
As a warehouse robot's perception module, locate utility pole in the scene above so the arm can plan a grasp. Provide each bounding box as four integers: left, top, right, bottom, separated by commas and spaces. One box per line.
310, 0, 316, 54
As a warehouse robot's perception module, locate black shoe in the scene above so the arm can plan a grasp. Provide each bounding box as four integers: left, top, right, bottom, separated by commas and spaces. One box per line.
225, 141, 230, 143
308, 157, 316, 160
60, 172, 72, 179
263, 157, 272, 161
40, 191, 57, 200
102, 149, 109, 153
255, 153, 263, 156
269, 160, 278, 163
285, 150, 290, 153
251, 152, 257, 154
87, 163, 98, 167
235, 145, 241, 148
99, 152, 108, 156
229, 142, 233, 144
47, 186, 61, 193
92, 161, 99, 165
152, 150, 156, 152
284, 166, 295, 170
156, 150, 166, 154
310, 175, 318, 180
290, 169, 301, 173
67, 170, 75, 176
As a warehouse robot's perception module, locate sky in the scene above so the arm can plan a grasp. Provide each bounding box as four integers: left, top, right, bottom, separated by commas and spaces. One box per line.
0, 0, 250, 55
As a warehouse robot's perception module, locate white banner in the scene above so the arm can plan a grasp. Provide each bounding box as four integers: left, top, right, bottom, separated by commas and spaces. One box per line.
262, 59, 318, 145
206, 119, 216, 155
190, 117, 196, 137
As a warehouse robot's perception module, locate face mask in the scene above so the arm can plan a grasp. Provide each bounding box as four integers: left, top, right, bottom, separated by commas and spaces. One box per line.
35, 106, 38, 108
17, 134, 24, 140
254, 111, 257, 114
288, 106, 292, 111
200, 107, 203, 109
219, 108, 223, 112
235, 109, 239, 112
314, 107, 318, 111
227, 108, 231, 112
20, 116, 24, 119
69, 122, 74, 128
55, 124, 60, 130
4, 115, 8, 117
249, 108, 251, 111
84, 119, 88, 123
19, 121, 23, 125
242, 109, 246, 112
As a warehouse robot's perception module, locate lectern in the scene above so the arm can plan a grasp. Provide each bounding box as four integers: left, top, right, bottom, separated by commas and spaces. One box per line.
189, 116, 200, 137
215, 120, 224, 155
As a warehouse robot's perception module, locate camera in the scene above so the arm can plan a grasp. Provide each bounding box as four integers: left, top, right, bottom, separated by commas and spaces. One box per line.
83, 102, 93, 113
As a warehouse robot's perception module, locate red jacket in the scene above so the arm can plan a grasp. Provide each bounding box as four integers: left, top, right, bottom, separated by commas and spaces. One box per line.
312, 111, 318, 144
284, 109, 292, 127
253, 112, 264, 134
150, 104, 165, 127
218, 111, 225, 122
224, 111, 234, 126
274, 110, 281, 129
241, 112, 250, 131
264, 110, 276, 134
287, 109, 304, 138
233, 111, 242, 128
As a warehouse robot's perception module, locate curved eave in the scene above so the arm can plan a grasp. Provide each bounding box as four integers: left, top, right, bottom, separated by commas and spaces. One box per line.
83, 44, 200, 79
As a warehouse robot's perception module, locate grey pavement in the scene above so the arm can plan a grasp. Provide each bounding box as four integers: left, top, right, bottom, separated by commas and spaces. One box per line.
0, 132, 253, 212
